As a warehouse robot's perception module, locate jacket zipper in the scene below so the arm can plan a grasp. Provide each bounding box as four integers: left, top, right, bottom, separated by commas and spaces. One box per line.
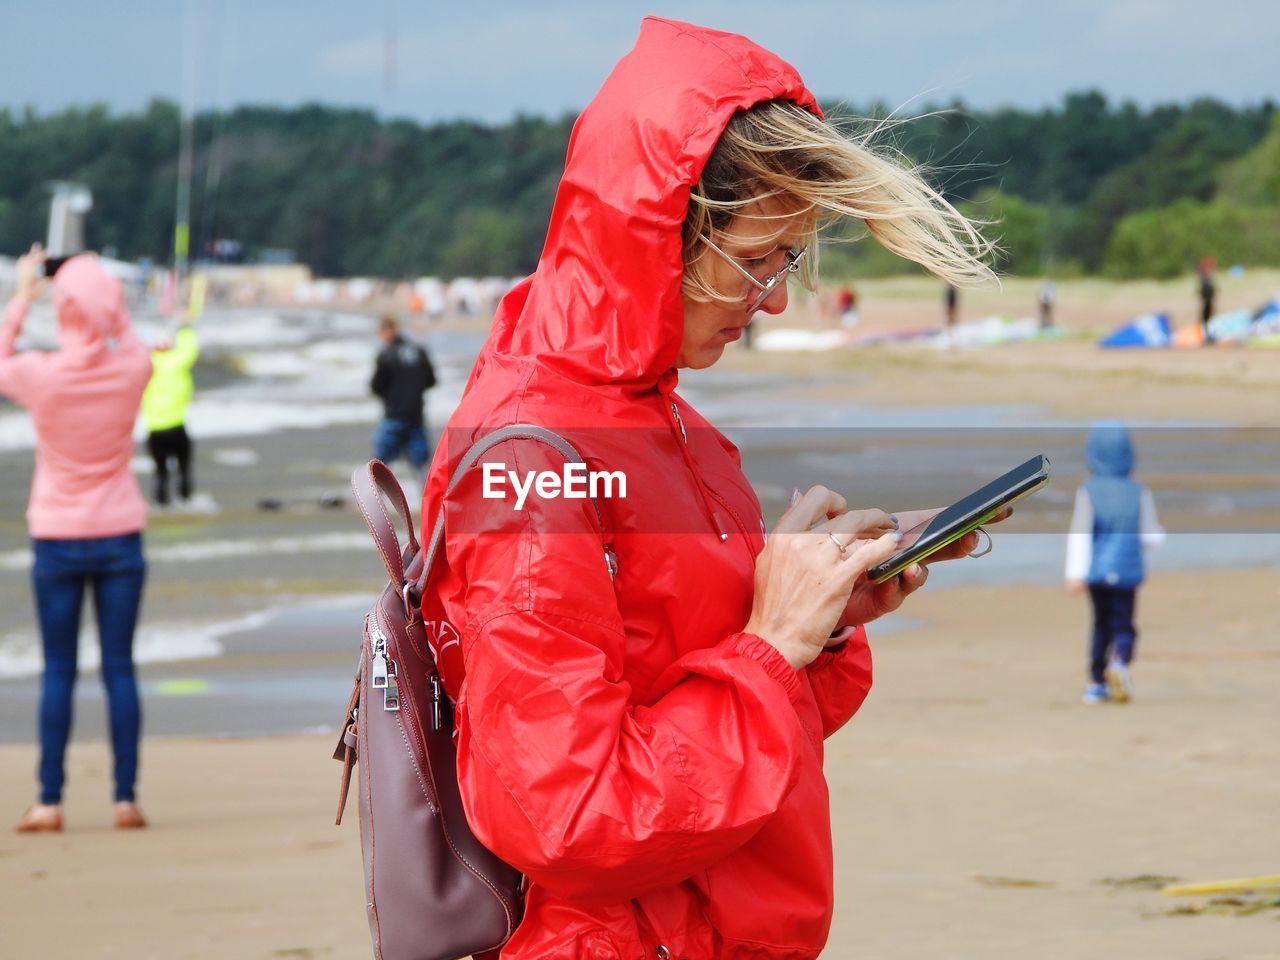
665, 400, 729, 542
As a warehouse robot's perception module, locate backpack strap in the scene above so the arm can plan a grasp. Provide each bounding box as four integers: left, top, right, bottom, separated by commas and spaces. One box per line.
350, 458, 420, 589
337, 426, 614, 821
416, 424, 616, 596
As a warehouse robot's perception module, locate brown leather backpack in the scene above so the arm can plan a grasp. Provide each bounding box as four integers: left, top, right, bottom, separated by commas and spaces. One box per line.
334, 427, 615, 960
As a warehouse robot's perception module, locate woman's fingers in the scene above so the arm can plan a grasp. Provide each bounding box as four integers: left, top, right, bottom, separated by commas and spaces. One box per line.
775, 485, 848, 533
919, 530, 979, 565
899, 562, 928, 591
838, 530, 900, 579
820, 508, 897, 542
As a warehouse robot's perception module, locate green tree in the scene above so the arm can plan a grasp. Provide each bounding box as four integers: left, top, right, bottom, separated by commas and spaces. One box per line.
1103, 200, 1280, 278
1218, 113, 1280, 205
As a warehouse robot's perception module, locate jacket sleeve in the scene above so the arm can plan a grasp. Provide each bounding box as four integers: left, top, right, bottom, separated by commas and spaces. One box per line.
0, 297, 45, 407
448, 440, 809, 903
1139, 488, 1165, 549
1065, 487, 1094, 580
172, 326, 199, 369
804, 624, 874, 738
370, 350, 388, 398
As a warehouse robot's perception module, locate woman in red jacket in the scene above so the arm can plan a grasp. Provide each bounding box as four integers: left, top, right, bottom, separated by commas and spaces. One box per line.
422, 18, 994, 959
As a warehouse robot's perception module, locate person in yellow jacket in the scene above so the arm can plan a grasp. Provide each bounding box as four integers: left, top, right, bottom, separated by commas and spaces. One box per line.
141, 325, 198, 505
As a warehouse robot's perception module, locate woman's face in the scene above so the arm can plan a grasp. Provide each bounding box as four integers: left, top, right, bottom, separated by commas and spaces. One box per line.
677, 197, 809, 369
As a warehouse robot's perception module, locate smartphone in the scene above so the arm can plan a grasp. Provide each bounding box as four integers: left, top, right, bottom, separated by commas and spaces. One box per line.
867, 454, 1051, 584
43, 256, 72, 278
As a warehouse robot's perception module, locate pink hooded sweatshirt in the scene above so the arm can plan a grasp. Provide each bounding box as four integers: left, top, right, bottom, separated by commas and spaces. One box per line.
0, 255, 152, 539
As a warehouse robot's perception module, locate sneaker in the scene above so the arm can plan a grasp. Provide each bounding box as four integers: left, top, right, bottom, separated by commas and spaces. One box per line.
1081, 683, 1109, 704
1105, 660, 1133, 703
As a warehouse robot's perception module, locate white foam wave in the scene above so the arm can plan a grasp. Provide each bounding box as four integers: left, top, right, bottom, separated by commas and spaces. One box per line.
0, 617, 235, 680
211, 448, 261, 466
0, 530, 371, 571
0, 592, 372, 679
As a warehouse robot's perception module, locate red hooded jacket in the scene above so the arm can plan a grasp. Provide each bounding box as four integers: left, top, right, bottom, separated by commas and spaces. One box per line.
421, 18, 874, 959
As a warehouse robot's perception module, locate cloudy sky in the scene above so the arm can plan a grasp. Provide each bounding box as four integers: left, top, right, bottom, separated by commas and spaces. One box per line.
2, 0, 1277, 123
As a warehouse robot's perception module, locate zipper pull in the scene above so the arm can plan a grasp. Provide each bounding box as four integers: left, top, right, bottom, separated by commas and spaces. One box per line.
383, 651, 400, 712
370, 625, 398, 711
430, 675, 444, 730
370, 627, 389, 688
383, 676, 400, 713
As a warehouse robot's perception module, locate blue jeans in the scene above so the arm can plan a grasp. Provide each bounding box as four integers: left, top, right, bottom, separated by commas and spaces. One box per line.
373, 418, 431, 471
1087, 584, 1137, 684
31, 533, 146, 804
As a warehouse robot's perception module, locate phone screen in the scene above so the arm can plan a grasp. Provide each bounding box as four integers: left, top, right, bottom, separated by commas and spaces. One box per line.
868, 454, 1050, 583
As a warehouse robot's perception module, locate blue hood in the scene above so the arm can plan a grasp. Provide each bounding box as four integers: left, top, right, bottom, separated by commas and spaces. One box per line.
1086, 421, 1134, 478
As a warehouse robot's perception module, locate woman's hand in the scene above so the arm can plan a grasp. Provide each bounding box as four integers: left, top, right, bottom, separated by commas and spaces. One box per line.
15, 243, 46, 305
746, 486, 900, 671
836, 506, 1013, 628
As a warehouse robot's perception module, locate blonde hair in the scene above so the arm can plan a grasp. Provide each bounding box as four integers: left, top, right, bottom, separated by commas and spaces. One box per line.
682, 100, 997, 302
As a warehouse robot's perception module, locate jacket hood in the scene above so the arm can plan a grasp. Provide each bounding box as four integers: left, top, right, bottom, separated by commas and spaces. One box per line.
473, 17, 818, 392
1086, 420, 1134, 477
53, 254, 127, 355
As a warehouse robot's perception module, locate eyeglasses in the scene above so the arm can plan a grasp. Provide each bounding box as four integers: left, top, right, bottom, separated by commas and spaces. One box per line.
704, 238, 809, 313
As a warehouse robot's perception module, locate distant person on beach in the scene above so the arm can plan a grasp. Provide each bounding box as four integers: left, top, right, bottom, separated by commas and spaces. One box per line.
0, 245, 152, 832
1038, 278, 1055, 330
837, 283, 859, 329
1066, 422, 1164, 704
370, 315, 436, 483
141, 325, 198, 506
1198, 258, 1216, 343
417, 19, 998, 957
944, 283, 959, 328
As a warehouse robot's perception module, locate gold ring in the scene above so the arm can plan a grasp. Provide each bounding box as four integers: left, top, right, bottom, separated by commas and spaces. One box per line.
828, 532, 848, 554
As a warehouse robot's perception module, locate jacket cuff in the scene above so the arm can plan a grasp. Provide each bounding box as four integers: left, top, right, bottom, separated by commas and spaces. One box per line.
727, 632, 802, 703
810, 625, 863, 672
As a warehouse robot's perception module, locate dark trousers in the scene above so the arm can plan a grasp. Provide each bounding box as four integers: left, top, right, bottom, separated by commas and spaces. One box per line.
373, 418, 431, 470
147, 425, 193, 504
32, 533, 146, 804
1087, 584, 1137, 684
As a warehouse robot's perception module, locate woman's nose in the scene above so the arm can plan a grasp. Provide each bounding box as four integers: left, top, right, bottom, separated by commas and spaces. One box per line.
756, 281, 789, 315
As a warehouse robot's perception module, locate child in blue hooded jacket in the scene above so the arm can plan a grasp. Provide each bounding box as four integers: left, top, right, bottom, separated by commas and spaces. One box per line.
1065, 422, 1164, 704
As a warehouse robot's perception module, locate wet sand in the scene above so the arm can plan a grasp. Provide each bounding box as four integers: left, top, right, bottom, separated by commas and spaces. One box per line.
3, 567, 1278, 959
728, 270, 1280, 428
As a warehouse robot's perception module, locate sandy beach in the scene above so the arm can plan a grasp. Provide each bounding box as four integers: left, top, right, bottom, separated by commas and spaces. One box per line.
2, 567, 1277, 959
1, 290, 1277, 958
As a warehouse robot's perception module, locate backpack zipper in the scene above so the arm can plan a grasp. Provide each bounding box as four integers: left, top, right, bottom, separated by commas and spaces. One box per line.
370, 623, 400, 712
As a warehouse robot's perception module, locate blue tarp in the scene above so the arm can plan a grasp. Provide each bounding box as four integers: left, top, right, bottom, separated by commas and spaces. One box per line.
1100, 313, 1172, 348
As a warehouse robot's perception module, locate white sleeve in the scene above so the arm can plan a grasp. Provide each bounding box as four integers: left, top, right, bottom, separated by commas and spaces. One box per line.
1139, 488, 1165, 549
1065, 487, 1093, 580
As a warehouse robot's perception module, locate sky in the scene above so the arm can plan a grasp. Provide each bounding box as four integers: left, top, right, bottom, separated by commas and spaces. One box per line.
1, 0, 1277, 124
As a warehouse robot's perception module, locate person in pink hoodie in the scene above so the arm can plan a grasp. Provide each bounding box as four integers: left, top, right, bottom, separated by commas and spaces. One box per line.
1, 245, 153, 833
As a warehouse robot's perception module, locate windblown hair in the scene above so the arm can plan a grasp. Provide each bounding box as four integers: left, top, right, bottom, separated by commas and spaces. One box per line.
682, 100, 996, 303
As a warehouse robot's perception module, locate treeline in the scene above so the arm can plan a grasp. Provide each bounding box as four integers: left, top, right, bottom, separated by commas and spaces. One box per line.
0, 92, 1276, 280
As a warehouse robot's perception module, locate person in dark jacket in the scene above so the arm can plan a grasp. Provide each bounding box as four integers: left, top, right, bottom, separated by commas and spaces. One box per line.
1065, 422, 1164, 704
370, 315, 436, 482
